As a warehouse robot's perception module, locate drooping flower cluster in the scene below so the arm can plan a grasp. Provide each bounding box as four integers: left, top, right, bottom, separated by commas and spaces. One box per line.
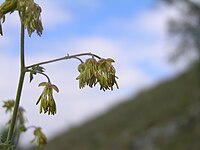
20, 0, 43, 36
97, 58, 119, 91
0, 143, 14, 150
36, 82, 59, 115
0, 0, 43, 36
0, 0, 17, 35
2, 100, 27, 131
76, 58, 119, 91
2, 100, 47, 147
31, 127, 47, 147
77, 58, 98, 88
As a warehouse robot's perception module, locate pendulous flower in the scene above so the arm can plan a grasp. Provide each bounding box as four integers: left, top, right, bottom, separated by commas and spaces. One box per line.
36, 82, 59, 115
76, 58, 98, 88
76, 57, 119, 91
0, 0, 43, 36
0, 0, 17, 35
97, 58, 119, 91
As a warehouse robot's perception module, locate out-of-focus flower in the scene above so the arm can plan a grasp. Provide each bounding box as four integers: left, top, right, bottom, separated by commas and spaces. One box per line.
0, 0, 17, 35
17, 107, 27, 132
0, 0, 17, 15
0, 0, 43, 36
0, 143, 14, 150
31, 127, 47, 147
2, 100, 15, 113
6, 106, 27, 132
36, 82, 59, 115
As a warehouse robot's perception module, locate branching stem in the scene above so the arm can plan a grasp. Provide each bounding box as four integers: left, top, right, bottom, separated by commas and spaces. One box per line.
5, 22, 101, 146
4, 3, 102, 146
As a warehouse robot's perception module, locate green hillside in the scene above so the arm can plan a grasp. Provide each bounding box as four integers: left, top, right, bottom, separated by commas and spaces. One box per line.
29, 63, 200, 150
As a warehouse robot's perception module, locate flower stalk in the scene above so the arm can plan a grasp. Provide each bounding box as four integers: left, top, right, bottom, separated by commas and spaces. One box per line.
6, 19, 26, 145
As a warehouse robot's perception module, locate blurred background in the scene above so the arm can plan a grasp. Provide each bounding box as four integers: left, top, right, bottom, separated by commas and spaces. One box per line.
0, 0, 200, 149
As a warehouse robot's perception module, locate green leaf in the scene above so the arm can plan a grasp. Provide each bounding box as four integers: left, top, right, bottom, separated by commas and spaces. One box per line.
0, 24, 3, 36
29, 72, 34, 82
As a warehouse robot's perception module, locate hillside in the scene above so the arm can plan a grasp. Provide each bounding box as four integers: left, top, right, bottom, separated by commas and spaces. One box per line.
29, 63, 200, 150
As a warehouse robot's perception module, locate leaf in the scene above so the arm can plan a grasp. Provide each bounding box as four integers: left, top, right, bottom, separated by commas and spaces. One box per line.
0, 24, 3, 36
29, 72, 34, 82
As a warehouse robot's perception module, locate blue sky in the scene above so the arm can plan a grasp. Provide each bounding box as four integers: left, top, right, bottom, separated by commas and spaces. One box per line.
0, 0, 187, 147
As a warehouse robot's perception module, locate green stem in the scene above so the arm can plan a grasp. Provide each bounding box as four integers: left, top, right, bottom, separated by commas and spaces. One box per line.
37, 72, 51, 83
26, 52, 101, 69
6, 16, 26, 145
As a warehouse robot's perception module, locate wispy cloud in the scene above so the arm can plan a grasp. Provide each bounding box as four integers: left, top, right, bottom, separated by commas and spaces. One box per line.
39, 1, 73, 29
131, 5, 179, 36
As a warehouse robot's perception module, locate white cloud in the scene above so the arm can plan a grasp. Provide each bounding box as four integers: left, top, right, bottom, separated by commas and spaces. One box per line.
131, 5, 178, 36
107, 4, 179, 38
61, 0, 100, 10
0, 1, 72, 33
38, 1, 73, 29
0, 35, 12, 47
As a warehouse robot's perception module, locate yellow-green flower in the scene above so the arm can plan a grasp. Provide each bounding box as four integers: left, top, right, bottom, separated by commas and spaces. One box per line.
36, 82, 59, 115
23, 1, 43, 36
0, 0, 17, 35
0, 0, 17, 15
76, 57, 119, 91
0, 0, 43, 36
97, 58, 119, 91
76, 58, 98, 88
2, 99, 15, 112
31, 127, 47, 147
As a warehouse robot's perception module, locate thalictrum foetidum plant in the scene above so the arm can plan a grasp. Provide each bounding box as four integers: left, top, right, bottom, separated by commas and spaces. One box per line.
0, 0, 119, 149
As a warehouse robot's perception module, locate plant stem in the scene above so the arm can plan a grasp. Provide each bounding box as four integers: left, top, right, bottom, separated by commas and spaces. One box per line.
26, 52, 101, 69
6, 17, 26, 145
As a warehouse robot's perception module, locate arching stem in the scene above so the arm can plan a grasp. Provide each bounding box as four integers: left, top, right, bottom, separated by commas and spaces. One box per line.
26, 52, 101, 69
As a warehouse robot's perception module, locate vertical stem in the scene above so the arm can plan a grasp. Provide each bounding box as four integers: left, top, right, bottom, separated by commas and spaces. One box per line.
6, 18, 26, 144
20, 19, 25, 68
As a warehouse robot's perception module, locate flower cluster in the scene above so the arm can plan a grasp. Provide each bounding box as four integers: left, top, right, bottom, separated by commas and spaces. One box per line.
77, 58, 98, 88
0, 0, 17, 35
2, 99, 15, 112
18, 0, 43, 36
97, 58, 119, 91
36, 82, 59, 115
0, 0, 43, 36
0, 143, 14, 150
31, 127, 47, 147
76, 58, 119, 91
2, 100, 27, 135
17, 107, 27, 132
2, 100, 47, 147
